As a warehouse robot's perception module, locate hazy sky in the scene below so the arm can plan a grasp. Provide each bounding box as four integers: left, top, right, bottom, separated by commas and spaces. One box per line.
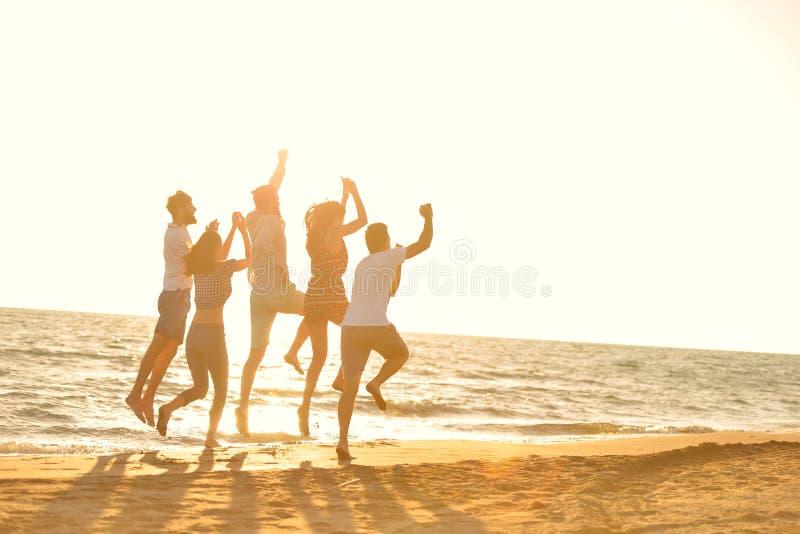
2, 1, 799, 354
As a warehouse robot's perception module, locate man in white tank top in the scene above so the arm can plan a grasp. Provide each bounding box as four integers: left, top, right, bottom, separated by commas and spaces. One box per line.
336, 204, 434, 461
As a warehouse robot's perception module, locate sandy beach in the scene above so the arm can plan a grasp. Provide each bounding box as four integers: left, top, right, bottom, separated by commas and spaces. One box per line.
2, 432, 800, 532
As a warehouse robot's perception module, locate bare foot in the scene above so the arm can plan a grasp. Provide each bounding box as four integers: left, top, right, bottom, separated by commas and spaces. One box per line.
284, 352, 304, 375
125, 395, 146, 424
297, 406, 310, 436
336, 444, 353, 462
366, 382, 387, 411
235, 406, 250, 437
205, 436, 221, 448
331, 378, 343, 392
156, 405, 172, 437
143, 398, 156, 427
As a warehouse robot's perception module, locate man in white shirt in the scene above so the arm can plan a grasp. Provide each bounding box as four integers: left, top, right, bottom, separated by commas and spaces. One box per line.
126, 191, 197, 426
235, 149, 311, 436
336, 204, 434, 461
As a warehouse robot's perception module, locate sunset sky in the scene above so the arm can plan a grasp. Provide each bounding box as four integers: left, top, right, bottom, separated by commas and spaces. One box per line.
2, 1, 799, 354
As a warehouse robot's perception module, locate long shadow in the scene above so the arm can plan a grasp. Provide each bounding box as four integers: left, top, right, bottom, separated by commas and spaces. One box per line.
220, 451, 263, 532
28, 453, 133, 532
280, 462, 359, 533
381, 463, 486, 532
310, 464, 356, 532
282, 457, 486, 532
343, 464, 423, 532
25, 447, 486, 532
27, 448, 266, 533
107, 451, 192, 533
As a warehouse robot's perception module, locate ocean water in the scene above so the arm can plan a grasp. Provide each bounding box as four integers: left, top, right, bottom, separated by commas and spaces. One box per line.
1, 307, 799, 455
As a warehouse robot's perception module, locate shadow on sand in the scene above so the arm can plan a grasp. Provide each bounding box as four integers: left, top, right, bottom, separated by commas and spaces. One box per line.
21, 447, 486, 533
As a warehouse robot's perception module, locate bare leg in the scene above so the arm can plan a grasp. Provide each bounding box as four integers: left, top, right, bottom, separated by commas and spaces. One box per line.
141, 340, 180, 426
298, 320, 328, 436
157, 395, 185, 437
237, 345, 267, 436
337, 373, 361, 461
329, 316, 344, 390
283, 318, 309, 375
206, 346, 229, 448
366, 352, 409, 411
337, 328, 370, 461
332, 367, 344, 392
126, 334, 167, 423
157, 346, 209, 437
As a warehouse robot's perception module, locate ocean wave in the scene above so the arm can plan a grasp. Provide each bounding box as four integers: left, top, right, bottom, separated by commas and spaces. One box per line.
379, 399, 528, 419
385, 400, 467, 417
443, 422, 718, 436
13, 406, 77, 423
0, 440, 122, 455
1, 348, 118, 361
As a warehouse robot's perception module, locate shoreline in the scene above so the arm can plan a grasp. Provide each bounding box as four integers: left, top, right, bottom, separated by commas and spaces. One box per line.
2, 431, 800, 478
3, 432, 800, 532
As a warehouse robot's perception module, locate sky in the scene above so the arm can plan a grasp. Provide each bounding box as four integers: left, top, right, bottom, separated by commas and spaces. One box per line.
1, 1, 799, 354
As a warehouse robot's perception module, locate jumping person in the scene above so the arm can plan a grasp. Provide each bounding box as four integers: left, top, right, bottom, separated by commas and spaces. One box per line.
235, 149, 311, 437
157, 212, 251, 448
336, 204, 433, 461
126, 191, 197, 426
297, 177, 367, 436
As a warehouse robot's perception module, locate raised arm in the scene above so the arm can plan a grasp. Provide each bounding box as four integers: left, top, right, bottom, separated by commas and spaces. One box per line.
220, 213, 238, 260
338, 178, 368, 237
267, 149, 289, 191
405, 204, 433, 260
233, 213, 251, 271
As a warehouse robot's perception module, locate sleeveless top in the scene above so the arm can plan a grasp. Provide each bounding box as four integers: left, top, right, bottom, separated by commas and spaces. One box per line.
194, 260, 239, 310
304, 229, 349, 321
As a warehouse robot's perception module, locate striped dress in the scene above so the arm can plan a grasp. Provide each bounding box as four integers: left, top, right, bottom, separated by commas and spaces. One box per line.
304, 229, 349, 323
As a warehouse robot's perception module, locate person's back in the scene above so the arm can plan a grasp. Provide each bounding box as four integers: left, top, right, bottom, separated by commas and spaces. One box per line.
237, 150, 318, 437
157, 216, 251, 448
298, 180, 368, 437
246, 211, 287, 294
306, 227, 349, 306
336, 204, 433, 461
193, 259, 239, 312
343, 247, 407, 328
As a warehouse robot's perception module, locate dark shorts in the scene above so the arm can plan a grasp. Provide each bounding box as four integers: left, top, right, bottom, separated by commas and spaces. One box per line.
340, 325, 409, 379
154, 288, 191, 345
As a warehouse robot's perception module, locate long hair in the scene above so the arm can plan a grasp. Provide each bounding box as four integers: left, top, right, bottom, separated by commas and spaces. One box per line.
305, 201, 345, 255
185, 231, 222, 276
305, 201, 344, 234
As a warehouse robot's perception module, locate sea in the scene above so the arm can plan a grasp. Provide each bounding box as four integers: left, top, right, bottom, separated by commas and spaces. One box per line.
1, 307, 799, 455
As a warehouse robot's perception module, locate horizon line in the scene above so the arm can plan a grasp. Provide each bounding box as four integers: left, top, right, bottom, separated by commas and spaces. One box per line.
1, 304, 796, 358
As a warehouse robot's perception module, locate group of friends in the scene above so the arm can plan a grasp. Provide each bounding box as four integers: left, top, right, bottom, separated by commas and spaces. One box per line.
125, 150, 434, 460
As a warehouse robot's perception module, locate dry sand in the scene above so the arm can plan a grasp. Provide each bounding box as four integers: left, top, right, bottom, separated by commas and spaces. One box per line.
2, 432, 800, 532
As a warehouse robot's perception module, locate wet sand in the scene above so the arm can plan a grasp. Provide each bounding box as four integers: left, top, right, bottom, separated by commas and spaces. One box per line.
2, 432, 800, 532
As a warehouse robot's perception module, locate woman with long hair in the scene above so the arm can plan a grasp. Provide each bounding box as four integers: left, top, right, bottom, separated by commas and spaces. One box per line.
157, 212, 251, 448
297, 178, 367, 436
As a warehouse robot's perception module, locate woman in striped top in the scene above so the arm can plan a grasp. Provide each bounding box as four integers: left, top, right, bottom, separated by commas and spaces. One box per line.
297, 178, 367, 436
